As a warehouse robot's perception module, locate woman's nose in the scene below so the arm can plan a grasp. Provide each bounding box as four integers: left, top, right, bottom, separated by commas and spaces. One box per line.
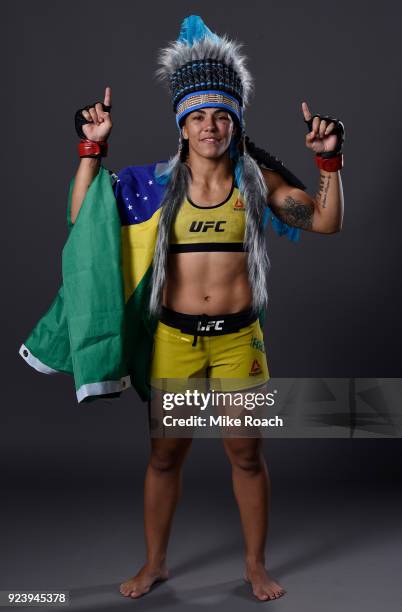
204, 120, 217, 130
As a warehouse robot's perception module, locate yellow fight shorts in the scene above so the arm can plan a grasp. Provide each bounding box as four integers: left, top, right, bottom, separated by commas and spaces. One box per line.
150, 306, 270, 393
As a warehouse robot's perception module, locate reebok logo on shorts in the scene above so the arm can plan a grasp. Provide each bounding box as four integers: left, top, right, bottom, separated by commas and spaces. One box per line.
249, 359, 263, 376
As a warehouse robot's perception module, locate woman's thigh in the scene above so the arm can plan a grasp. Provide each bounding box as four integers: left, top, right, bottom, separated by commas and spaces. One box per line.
150, 321, 208, 390
148, 386, 205, 439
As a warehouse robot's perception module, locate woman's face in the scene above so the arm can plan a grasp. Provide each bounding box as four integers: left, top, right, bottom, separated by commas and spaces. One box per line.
182, 107, 236, 159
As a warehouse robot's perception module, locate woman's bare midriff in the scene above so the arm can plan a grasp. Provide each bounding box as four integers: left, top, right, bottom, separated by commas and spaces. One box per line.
162, 251, 253, 314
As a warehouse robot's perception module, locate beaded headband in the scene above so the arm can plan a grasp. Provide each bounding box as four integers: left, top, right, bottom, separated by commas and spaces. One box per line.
175, 90, 242, 129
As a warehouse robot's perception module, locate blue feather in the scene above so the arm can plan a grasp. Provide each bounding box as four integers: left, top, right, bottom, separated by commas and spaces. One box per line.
177, 15, 220, 45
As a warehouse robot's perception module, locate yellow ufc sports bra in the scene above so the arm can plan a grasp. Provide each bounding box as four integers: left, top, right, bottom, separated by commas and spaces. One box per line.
169, 178, 247, 253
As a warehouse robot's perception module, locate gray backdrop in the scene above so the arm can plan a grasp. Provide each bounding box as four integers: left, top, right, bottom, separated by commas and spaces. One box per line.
2, 2, 402, 610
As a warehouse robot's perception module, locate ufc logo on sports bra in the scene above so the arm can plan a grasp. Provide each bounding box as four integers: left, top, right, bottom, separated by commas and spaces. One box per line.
189, 220, 226, 232
197, 320, 224, 331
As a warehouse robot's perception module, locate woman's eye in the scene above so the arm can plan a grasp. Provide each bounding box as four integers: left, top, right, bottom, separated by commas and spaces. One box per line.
191, 114, 228, 121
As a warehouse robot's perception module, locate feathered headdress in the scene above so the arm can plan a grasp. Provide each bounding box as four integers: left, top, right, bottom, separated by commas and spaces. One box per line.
149, 15, 304, 319
155, 16, 253, 130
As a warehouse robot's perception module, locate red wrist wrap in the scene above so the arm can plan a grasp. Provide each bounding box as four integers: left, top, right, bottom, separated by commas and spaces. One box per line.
315, 154, 343, 172
78, 139, 108, 158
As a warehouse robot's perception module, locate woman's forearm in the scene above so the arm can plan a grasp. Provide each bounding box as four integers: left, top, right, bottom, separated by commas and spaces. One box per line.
313, 170, 344, 232
70, 157, 101, 224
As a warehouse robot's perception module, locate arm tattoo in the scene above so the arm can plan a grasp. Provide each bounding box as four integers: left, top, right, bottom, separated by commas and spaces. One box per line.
315, 172, 331, 209
272, 196, 314, 230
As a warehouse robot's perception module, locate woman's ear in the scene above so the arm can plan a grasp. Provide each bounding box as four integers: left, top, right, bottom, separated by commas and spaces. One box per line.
182, 124, 188, 140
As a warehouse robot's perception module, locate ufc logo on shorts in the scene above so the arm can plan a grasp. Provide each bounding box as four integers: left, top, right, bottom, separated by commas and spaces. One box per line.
189, 221, 226, 232
197, 320, 224, 331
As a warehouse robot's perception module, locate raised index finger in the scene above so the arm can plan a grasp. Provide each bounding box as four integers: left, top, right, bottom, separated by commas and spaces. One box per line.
103, 86, 112, 107
301, 101, 312, 122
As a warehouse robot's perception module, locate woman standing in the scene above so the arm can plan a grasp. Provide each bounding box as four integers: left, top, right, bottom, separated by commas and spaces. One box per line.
23, 15, 344, 603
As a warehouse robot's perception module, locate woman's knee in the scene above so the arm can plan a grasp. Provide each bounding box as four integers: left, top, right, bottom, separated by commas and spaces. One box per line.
223, 438, 264, 472
149, 438, 192, 472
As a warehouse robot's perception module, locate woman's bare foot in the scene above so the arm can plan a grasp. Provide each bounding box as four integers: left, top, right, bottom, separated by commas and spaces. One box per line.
244, 562, 286, 601
119, 562, 169, 599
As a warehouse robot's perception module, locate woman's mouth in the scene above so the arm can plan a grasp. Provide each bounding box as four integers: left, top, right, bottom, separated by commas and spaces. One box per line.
202, 138, 220, 144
